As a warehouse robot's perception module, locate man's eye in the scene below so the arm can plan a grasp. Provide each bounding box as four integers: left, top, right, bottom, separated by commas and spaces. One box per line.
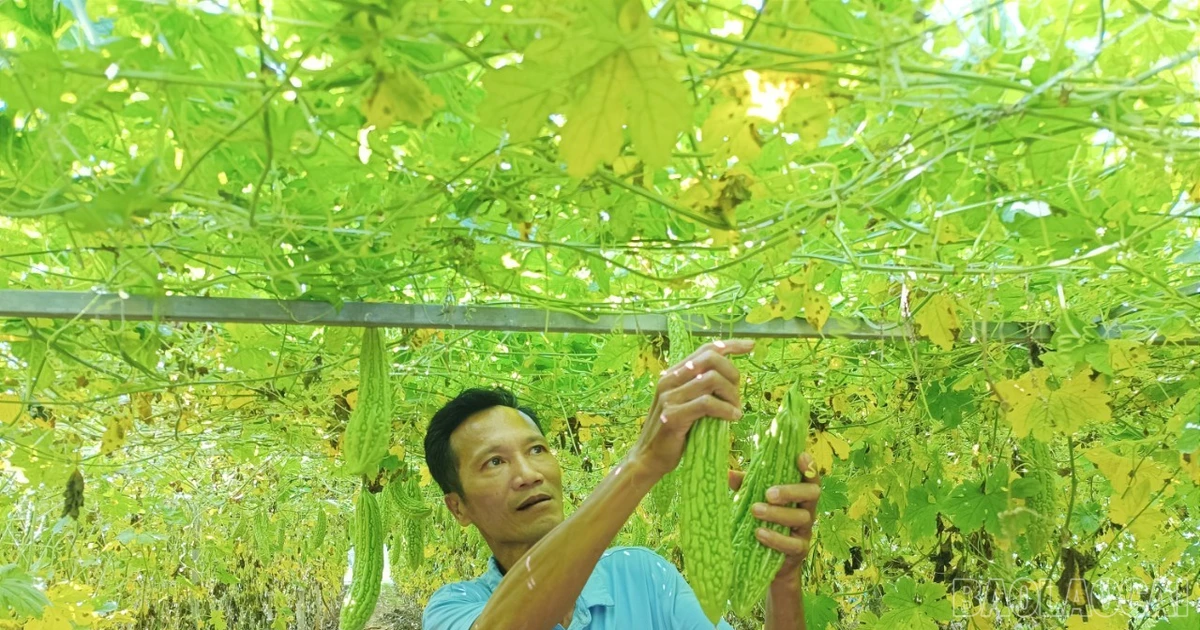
532, 445, 546, 454
488, 457, 503, 467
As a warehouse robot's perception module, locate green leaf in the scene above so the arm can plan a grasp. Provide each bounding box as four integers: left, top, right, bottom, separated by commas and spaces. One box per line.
925, 380, 976, 429
803, 593, 839, 630
944, 463, 1009, 536
0, 564, 51, 619
1179, 415, 1200, 454
878, 577, 953, 630
902, 481, 946, 542
1152, 604, 1200, 630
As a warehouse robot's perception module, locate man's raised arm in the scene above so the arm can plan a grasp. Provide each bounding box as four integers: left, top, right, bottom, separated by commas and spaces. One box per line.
467, 340, 753, 630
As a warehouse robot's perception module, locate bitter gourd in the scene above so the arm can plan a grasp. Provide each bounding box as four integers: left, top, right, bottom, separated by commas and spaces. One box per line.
1020, 437, 1058, 556
729, 383, 809, 617
342, 328, 392, 478
339, 488, 383, 630
404, 516, 425, 570
672, 315, 733, 625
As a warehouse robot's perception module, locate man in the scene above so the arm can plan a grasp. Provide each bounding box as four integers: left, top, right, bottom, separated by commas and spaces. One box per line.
422, 339, 822, 629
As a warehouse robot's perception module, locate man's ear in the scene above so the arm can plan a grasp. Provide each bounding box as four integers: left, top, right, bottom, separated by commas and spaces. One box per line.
444, 492, 472, 527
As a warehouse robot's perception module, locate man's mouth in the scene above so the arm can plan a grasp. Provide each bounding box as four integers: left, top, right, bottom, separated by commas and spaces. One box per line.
517, 494, 552, 511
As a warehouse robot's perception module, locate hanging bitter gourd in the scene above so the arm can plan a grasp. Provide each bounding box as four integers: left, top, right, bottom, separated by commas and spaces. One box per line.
253, 507, 275, 561
404, 516, 425, 570
340, 487, 383, 630
394, 476, 432, 518
1020, 437, 1059, 556
342, 328, 392, 478
671, 315, 733, 624
388, 531, 404, 575
729, 383, 809, 617
309, 508, 328, 555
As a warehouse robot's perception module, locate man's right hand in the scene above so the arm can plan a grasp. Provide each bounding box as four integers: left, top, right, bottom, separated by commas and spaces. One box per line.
629, 339, 754, 481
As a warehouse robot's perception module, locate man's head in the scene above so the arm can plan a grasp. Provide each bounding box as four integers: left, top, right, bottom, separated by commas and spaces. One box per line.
424, 387, 564, 549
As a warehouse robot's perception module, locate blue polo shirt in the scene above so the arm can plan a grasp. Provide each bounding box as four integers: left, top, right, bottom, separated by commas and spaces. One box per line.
423, 546, 737, 629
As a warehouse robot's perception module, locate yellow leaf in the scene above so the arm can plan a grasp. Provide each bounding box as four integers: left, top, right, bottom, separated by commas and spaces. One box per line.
621, 41, 693, 170
100, 414, 133, 455
914, 293, 960, 351
612, 156, 640, 176
830, 394, 850, 417
996, 368, 1111, 440
966, 607, 995, 630
1084, 447, 1138, 495
808, 429, 850, 475
1084, 446, 1174, 543
804, 290, 831, 331
952, 372, 980, 391
419, 464, 432, 487
1065, 612, 1127, 630
226, 389, 257, 410
633, 343, 665, 379
0, 394, 23, 425
478, 41, 573, 141
481, 2, 690, 176
700, 100, 763, 163
576, 412, 606, 427
1182, 451, 1200, 485
780, 89, 832, 149
561, 54, 629, 177
746, 301, 785, 324
22, 608, 72, 630
1107, 340, 1149, 374
363, 67, 442, 129
135, 393, 153, 423
847, 490, 878, 520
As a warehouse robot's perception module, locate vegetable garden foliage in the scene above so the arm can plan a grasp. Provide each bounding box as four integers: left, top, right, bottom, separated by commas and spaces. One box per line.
0, 0, 1199, 628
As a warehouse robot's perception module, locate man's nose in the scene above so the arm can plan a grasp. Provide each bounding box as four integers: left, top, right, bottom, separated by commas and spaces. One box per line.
512, 455, 544, 486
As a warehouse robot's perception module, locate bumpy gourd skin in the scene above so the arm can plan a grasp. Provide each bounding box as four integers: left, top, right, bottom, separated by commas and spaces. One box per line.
730, 385, 809, 618
404, 516, 425, 570
310, 508, 328, 555
339, 489, 383, 630
671, 316, 733, 625
1021, 437, 1058, 556
342, 328, 392, 478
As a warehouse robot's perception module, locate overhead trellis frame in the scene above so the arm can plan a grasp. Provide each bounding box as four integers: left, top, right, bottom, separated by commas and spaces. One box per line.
0, 289, 1062, 343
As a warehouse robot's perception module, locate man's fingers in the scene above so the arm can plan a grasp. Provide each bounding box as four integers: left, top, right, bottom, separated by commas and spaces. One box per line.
658, 341, 752, 393
662, 395, 742, 430
686, 339, 754, 363
765, 482, 821, 506
664, 369, 740, 408
659, 349, 740, 394
751, 503, 812, 530
755, 527, 809, 557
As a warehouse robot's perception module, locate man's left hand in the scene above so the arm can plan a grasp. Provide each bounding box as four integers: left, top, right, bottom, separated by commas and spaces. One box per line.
728, 452, 822, 585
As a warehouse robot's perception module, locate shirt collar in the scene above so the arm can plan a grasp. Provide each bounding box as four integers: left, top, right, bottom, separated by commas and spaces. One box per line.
482, 555, 615, 609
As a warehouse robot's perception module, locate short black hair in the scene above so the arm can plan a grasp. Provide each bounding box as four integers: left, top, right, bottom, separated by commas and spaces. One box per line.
424, 387, 542, 496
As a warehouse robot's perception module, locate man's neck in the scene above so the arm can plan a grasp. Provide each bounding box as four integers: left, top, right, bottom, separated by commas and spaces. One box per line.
492, 541, 536, 576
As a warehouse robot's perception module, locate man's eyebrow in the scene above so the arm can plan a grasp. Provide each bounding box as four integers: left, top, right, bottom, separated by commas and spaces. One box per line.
471, 435, 545, 460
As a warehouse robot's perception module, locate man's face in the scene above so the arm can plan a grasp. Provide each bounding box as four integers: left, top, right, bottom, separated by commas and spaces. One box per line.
444, 406, 564, 547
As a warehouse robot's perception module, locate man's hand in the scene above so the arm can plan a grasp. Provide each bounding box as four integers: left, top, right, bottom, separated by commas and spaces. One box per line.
631, 339, 754, 481
728, 452, 822, 584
